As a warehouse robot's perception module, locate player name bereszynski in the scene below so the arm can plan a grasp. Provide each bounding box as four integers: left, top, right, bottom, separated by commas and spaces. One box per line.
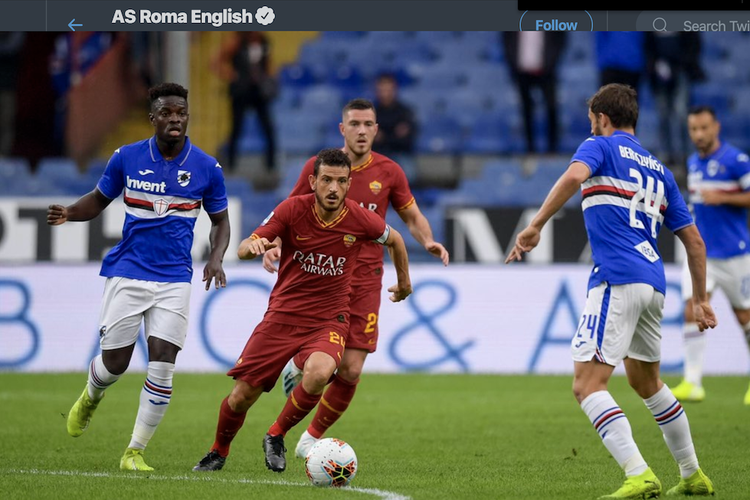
292, 251, 346, 276
112, 9, 255, 27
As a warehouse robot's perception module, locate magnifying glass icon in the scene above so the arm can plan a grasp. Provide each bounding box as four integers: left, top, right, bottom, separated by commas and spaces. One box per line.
653, 17, 667, 31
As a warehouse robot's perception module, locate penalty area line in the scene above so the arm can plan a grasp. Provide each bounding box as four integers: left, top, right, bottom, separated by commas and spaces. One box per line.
0, 469, 411, 500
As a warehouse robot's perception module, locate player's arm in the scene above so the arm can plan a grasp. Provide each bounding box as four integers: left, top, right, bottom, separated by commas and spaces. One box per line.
700, 189, 750, 207
381, 227, 412, 302
203, 209, 230, 290
47, 188, 113, 226
675, 224, 717, 332
397, 203, 449, 266
238, 235, 277, 260
262, 159, 315, 272
506, 162, 590, 263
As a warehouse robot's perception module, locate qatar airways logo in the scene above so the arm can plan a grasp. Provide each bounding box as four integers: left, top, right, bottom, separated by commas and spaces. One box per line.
127, 175, 166, 194
292, 251, 346, 276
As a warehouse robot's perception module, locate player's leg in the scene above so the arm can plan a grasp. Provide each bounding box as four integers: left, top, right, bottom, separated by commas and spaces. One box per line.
296, 348, 366, 458
733, 308, 750, 405
193, 378, 264, 472
720, 254, 750, 404
120, 282, 189, 471
673, 262, 714, 402
573, 283, 661, 499
295, 288, 379, 457
68, 277, 146, 438
267, 325, 345, 470
194, 321, 299, 472
628, 286, 714, 496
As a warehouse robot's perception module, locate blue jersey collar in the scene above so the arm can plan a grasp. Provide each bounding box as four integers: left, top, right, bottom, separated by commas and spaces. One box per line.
612, 130, 640, 145
148, 136, 193, 166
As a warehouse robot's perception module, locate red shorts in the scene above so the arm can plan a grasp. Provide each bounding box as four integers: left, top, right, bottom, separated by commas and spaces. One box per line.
226, 320, 346, 391
347, 284, 382, 352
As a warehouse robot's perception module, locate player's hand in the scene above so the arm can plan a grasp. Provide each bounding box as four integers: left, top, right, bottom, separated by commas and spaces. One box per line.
47, 204, 68, 225
388, 282, 412, 303
262, 247, 281, 273
425, 241, 449, 266
238, 236, 277, 260
203, 259, 227, 291
693, 300, 718, 332
505, 226, 541, 263
700, 189, 724, 206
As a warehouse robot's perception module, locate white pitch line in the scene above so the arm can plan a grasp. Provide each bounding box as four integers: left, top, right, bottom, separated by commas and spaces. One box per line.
0, 469, 411, 500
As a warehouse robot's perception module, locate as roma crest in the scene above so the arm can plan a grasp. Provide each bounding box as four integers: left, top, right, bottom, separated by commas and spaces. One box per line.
369, 180, 382, 195
343, 234, 356, 247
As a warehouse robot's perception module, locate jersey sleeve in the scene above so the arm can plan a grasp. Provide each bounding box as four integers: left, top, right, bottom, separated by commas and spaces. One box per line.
663, 170, 694, 233
288, 157, 316, 197
389, 162, 416, 211
571, 137, 606, 177
729, 150, 750, 191
96, 149, 125, 199
359, 205, 391, 244
252, 198, 292, 241
202, 161, 229, 214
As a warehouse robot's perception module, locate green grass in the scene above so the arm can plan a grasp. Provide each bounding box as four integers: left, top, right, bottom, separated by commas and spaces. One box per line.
0, 374, 748, 499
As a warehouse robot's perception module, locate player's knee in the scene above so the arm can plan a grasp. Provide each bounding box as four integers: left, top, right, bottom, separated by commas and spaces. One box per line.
101, 353, 130, 375
336, 362, 363, 382
229, 381, 261, 412
628, 378, 659, 399
302, 369, 331, 394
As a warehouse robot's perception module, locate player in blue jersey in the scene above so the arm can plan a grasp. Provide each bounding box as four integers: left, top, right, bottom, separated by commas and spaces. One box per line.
672, 106, 750, 405
47, 83, 230, 471
507, 84, 717, 498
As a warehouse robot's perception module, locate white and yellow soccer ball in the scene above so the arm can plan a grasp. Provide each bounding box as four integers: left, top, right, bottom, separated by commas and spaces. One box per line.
304, 438, 358, 487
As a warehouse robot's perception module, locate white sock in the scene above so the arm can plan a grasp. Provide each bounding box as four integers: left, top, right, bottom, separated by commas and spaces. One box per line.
683, 323, 705, 387
644, 384, 699, 479
128, 361, 174, 450
87, 355, 121, 402
581, 391, 648, 477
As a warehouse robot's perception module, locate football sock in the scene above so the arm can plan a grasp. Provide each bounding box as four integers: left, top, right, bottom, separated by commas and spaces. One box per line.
87, 354, 121, 402
308, 375, 359, 439
683, 322, 705, 386
128, 361, 174, 450
269, 384, 321, 437
581, 391, 648, 477
644, 384, 699, 479
211, 397, 247, 457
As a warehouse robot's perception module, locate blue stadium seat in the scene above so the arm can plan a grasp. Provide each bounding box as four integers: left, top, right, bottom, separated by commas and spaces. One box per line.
298, 85, 344, 117
416, 116, 463, 153
278, 63, 316, 88
277, 116, 325, 154
0, 158, 32, 196
463, 113, 511, 154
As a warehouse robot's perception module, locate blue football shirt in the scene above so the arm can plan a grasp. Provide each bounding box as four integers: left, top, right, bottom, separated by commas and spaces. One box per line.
96, 136, 228, 283
572, 131, 694, 294
687, 142, 750, 259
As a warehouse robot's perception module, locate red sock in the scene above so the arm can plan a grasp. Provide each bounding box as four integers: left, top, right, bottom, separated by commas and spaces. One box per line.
211, 397, 247, 457
268, 384, 321, 436
309, 375, 358, 438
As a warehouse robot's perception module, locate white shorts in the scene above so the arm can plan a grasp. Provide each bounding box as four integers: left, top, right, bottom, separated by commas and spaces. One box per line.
681, 254, 750, 310
98, 277, 191, 350
572, 282, 664, 366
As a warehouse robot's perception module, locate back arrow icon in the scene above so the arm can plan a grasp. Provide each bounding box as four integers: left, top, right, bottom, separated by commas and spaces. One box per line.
68, 19, 83, 31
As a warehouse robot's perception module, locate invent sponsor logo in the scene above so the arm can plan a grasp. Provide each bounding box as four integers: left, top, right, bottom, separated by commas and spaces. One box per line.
126, 176, 166, 194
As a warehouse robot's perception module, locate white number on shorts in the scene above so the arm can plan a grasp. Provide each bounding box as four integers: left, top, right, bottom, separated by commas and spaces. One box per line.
628, 168, 665, 239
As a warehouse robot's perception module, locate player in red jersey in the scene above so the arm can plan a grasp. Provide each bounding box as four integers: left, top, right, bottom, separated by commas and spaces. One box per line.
193, 148, 412, 473
263, 98, 450, 458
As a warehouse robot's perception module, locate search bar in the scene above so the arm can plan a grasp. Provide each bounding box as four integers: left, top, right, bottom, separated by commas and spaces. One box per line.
636, 11, 748, 31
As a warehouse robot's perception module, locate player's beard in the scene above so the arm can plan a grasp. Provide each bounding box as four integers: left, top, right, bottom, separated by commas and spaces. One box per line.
315, 191, 344, 212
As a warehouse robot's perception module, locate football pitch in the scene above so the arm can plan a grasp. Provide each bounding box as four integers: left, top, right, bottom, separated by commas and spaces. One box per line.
1, 373, 748, 500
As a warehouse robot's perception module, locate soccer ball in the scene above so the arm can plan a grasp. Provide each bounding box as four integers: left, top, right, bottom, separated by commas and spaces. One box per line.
304, 438, 358, 487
